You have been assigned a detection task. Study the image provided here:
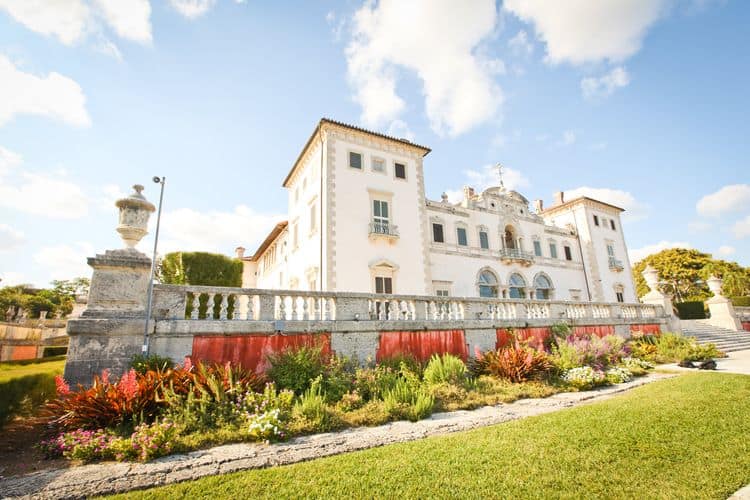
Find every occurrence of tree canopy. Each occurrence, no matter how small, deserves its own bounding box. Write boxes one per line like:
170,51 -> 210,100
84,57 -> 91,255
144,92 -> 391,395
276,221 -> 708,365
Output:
159,252 -> 243,287
632,248 -> 750,301
0,278 -> 89,319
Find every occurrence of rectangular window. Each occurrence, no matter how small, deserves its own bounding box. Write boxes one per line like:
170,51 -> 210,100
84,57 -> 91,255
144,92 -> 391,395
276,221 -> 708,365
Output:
610,219 -> 616,231
394,162 -> 406,179
593,215 -> 600,226
564,245 -> 572,261
375,276 -> 393,294
549,243 -> 558,259
479,231 -> 489,249
310,203 -> 317,233
533,240 -> 542,257
607,243 -> 615,257
372,158 -> 385,173
373,200 -> 389,223
456,227 -> 468,246
436,290 -> 449,297
292,223 -> 299,249
616,292 -> 624,303
349,151 -> 362,169
432,223 -> 444,243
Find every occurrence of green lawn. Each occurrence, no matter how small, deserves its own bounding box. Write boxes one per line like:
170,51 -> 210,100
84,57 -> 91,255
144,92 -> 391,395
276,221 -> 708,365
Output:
109,373 -> 750,499
0,356 -> 65,428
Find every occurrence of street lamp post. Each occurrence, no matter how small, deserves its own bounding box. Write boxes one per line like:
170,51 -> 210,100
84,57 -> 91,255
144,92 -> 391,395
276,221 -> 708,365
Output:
142,176 -> 165,355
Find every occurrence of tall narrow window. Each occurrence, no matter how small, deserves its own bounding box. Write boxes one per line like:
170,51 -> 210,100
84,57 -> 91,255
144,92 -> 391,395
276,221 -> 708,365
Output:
394,162 -> 406,179
292,223 -> 299,249
564,245 -> 572,261
479,231 -> 489,249
534,275 -> 552,300
533,240 -> 542,257
606,243 -> 615,257
610,219 -> 616,231
478,270 -> 499,298
375,276 -> 393,294
432,223 -> 444,243
310,203 -> 317,233
593,215 -> 600,226
456,227 -> 468,246
349,151 -> 362,169
372,200 -> 390,234
616,292 -> 624,303
549,243 -> 558,259
509,273 -> 527,299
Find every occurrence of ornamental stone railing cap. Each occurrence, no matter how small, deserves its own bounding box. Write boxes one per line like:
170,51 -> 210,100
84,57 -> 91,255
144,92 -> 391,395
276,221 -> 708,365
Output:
115,184 -> 156,212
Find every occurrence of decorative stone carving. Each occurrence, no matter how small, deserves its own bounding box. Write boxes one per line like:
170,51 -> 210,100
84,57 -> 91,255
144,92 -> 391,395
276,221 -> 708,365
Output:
116,185 -> 155,249
706,276 -> 723,297
705,275 -> 742,331
639,266 -> 681,333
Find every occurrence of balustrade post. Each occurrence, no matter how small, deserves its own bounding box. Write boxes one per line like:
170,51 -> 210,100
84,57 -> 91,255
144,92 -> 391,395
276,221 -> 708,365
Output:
335,295 -> 369,321
257,293 -> 276,321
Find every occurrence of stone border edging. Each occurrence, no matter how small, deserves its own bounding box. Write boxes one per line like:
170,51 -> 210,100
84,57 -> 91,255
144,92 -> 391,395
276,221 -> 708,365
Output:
0,373 -> 674,500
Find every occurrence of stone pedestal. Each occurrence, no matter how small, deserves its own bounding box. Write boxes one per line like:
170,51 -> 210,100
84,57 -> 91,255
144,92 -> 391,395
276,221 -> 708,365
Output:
640,265 -> 682,333
83,249 -> 152,318
705,276 -> 742,331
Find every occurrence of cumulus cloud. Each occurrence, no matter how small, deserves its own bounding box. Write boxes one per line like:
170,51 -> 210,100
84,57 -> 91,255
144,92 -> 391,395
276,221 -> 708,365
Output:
581,66 -> 630,99
629,240 -> 692,263
564,186 -> 649,221
508,29 -> 533,56
168,0 -> 217,19
717,245 -> 735,256
33,242 -> 95,282
0,55 -> 91,127
504,0 -> 669,65
0,224 -> 25,251
0,0 -> 152,45
345,0 -> 503,137
0,271 -> 27,286
732,215 -> 750,239
444,164 -> 530,203
0,147 -> 90,218
149,205 -> 284,255
696,184 -> 750,217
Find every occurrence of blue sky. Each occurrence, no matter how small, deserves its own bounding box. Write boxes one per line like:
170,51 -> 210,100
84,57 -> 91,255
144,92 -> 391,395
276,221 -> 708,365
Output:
0,0 -> 748,288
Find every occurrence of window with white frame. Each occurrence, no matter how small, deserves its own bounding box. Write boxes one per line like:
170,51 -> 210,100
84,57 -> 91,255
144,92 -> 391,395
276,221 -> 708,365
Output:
478,270 -> 499,298
372,157 -> 385,173
309,201 -> 317,234
533,239 -> 542,257
375,276 -> 393,294
534,274 -> 553,300
479,229 -> 489,249
549,242 -> 558,259
456,226 -> 468,246
509,273 -> 527,299
372,199 -> 390,233
291,221 -> 299,249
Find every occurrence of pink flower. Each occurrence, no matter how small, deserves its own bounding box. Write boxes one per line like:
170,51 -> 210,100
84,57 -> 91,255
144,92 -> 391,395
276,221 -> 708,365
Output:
183,356 -> 193,372
54,375 -> 70,396
118,369 -> 139,401
101,369 -> 111,385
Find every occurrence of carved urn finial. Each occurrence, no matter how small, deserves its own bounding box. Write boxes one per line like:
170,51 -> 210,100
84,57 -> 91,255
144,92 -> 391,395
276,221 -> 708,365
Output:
641,265 -> 660,292
115,184 -> 156,249
706,275 -> 723,298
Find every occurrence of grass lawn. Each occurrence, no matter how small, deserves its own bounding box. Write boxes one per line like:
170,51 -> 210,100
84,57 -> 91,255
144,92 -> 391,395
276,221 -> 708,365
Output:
0,356 -> 65,428
110,373 -> 750,499
0,356 -> 66,383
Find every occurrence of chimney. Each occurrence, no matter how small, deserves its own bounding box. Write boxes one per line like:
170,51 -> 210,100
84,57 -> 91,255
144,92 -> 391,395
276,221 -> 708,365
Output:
534,199 -> 544,213
463,186 -> 475,200
235,246 -> 245,259
554,191 -> 565,205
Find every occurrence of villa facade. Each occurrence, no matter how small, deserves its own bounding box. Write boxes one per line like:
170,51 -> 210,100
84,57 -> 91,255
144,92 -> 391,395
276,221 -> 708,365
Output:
238,118 -> 637,303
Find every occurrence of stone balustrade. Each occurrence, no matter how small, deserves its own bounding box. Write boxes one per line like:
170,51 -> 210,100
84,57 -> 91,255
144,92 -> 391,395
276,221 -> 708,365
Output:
151,284 -> 661,324
736,306 -> 750,321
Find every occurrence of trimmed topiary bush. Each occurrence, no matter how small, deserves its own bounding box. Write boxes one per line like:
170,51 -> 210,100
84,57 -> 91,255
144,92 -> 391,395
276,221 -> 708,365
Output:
731,296 -> 750,307
675,301 -> 706,319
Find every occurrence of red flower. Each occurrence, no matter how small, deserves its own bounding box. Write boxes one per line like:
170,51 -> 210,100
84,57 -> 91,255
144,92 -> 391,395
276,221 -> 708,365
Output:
54,375 -> 70,396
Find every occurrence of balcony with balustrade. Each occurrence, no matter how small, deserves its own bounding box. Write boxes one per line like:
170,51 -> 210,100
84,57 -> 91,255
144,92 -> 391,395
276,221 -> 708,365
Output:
368,221 -> 399,241
499,247 -> 535,266
609,257 -> 624,272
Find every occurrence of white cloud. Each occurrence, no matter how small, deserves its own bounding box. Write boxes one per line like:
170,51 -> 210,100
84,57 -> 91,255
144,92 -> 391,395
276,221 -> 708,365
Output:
0,0 -> 152,45
0,165 -> 90,219
0,224 -> 24,251
33,242 -> 95,282
688,220 -> 710,233
581,66 -> 630,99
629,240 -> 692,264
556,130 -> 576,146
0,145 -> 22,175
508,29 -> 533,56
93,38 -> 123,60
444,164 -> 530,203
386,119 -> 415,141
564,186 -> 649,221
732,215 -> 750,239
168,0 -> 217,19
0,55 -> 91,127
696,184 -> 750,217
345,0 -> 503,137
92,0 -> 152,43
717,245 -> 735,256
504,0 -> 669,65
153,205 -> 284,255
0,271 -> 27,286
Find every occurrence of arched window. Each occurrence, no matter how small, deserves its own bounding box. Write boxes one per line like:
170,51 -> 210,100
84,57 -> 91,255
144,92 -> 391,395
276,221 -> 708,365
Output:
534,274 -> 553,300
508,273 -> 526,299
478,270 -> 499,298
503,225 -> 517,249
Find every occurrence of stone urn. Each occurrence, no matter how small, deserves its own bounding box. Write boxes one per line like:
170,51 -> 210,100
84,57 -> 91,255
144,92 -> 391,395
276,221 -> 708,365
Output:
706,276 -> 724,298
642,265 -> 660,293
115,185 -> 156,249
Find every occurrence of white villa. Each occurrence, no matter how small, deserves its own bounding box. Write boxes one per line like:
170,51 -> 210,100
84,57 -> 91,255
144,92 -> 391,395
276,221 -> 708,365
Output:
237,118 -> 636,303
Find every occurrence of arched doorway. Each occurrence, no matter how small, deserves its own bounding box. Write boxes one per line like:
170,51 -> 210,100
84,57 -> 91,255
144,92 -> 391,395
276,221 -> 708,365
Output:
503,225 -> 517,249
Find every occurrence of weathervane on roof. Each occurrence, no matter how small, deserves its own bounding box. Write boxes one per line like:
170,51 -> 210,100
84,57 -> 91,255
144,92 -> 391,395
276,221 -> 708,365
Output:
495,162 -> 506,191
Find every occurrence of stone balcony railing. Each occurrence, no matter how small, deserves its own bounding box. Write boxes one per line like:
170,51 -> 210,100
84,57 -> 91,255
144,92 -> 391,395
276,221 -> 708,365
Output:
736,306 -> 750,321
150,284 -> 664,324
368,221 -> 399,239
608,257 -> 624,271
498,248 -> 535,265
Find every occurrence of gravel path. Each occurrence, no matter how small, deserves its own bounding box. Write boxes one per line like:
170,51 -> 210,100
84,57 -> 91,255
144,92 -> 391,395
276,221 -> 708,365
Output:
0,373 -> 674,500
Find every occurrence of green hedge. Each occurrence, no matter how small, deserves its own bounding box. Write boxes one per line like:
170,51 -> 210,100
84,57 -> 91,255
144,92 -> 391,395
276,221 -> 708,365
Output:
160,251 -> 243,287
0,373 -> 57,429
675,301 -> 706,320
731,296 -> 750,307
43,346 -> 68,357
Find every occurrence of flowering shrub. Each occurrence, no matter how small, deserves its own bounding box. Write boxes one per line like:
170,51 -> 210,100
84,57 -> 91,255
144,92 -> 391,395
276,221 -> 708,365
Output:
247,409 -> 284,441
126,421 -> 178,461
39,429 -> 117,461
551,334 -> 628,371
354,365 -> 399,401
423,354 -> 467,386
621,357 -> 655,370
562,367 -> 606,390
605,367 -> 633,384
475,344 -> 552,383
